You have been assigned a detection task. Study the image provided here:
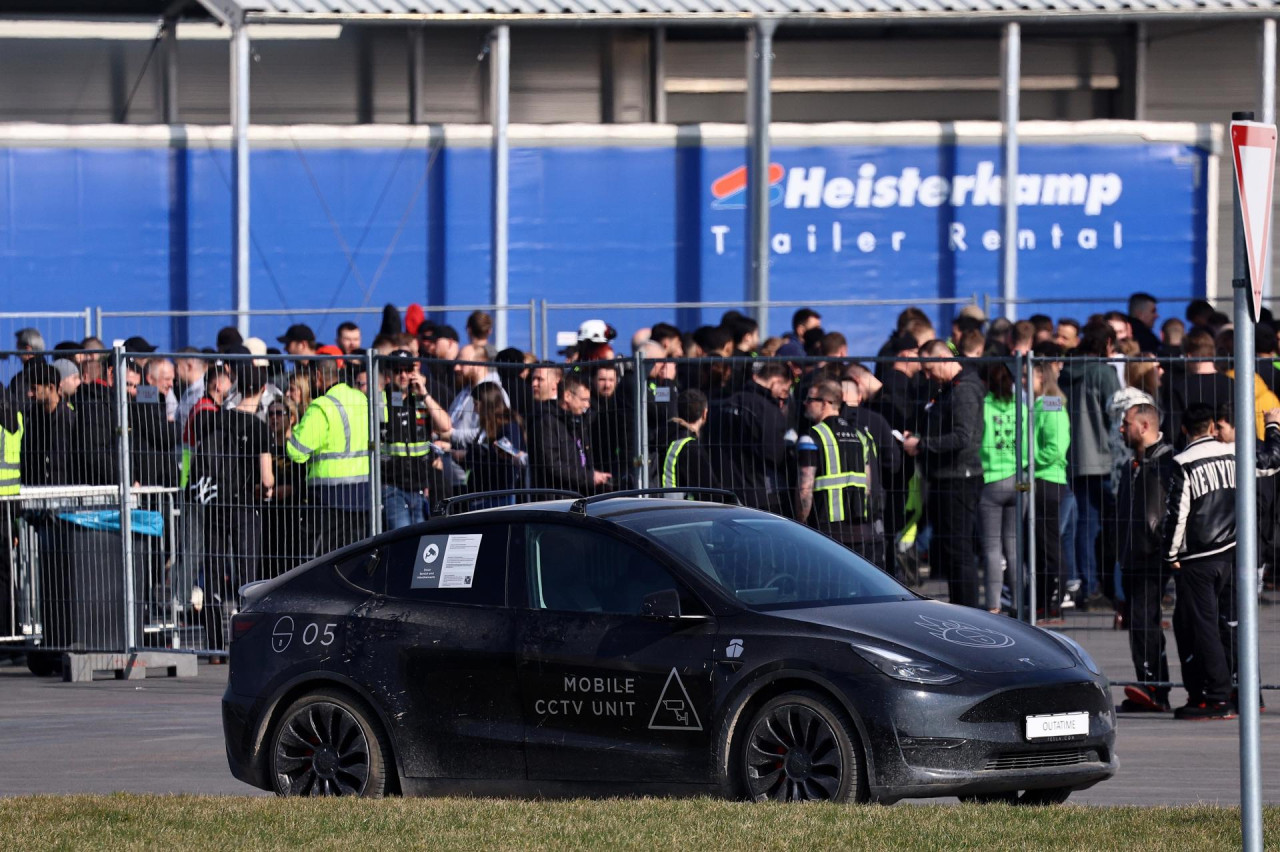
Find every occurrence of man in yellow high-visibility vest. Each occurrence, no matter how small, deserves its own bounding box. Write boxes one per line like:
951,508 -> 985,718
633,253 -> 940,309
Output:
0,394 -> 22,639
287,358 -> 371,556
796,379 -> 886,570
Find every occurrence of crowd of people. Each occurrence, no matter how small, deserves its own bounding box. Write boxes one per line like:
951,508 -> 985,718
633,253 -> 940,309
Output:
2,294 -> 1278,717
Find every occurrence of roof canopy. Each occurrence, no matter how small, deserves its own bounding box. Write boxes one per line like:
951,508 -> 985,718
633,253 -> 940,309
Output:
193,0 -> 1280,25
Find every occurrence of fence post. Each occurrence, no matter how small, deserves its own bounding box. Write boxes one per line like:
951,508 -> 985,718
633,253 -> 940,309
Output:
367,350 -> 382,537
1025,353 -> 1038,624
95,307 -> 104,342
540,300 -> 549,361
112,346 -> 137,652
528,299 -> 537,357
633,352 -> 649,489
1012,351 -> 1025,622
82,307 -> 92,339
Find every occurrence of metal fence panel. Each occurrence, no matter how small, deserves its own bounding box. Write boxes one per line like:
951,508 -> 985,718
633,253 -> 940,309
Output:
3,341 -> 1280,702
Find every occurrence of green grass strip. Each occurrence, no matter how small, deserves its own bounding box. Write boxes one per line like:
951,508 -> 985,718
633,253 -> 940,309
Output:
3,795 -> 1277,851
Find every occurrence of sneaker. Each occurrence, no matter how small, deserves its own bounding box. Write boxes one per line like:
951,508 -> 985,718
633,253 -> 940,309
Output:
1230,689 -> 1267,713
1061,593 -> 1075,610
1174,701 -> 1237,721
1122,685 -> 1171,712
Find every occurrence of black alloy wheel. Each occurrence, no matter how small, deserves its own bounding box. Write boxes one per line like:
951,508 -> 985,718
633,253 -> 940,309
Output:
741,691 -> 864,803
270,688 -> 390,797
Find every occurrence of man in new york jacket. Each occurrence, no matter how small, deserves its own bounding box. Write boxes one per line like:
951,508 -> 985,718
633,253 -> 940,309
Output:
1116,403 -> 1176,712
1160,403 -> 1280,719
903,339 -> 984,608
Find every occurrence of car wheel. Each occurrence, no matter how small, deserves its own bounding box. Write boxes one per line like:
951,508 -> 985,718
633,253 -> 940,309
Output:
740,690 -> 867,803
1018,786 -> 1073,805
26,651 -> 62,677
960,791 -> 1020,804
270,688 -> 391,798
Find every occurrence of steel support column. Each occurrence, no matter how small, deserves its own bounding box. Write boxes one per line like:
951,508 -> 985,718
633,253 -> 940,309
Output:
161,18 -> 179,123
745,19 -> 776,336
1000,23 -> 1021,323
490,25 -> 510,350
409,27 -> 426,125
651,27 -> 667,124
231,20 -> 251,337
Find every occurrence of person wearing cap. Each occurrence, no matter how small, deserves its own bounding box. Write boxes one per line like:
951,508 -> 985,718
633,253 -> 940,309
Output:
52,358 -> 81,401
17,361 -> 73,487
286,355 -> 371,555
379,349 -> 452,530
278,324 -> 318,358
123,336 -> 157,368
575,319 -> 617,363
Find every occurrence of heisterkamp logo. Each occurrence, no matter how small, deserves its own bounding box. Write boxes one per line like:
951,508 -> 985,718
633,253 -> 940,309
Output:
707,160 -> 1126,258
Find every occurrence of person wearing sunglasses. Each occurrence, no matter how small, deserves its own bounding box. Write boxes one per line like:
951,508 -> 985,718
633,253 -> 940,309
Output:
795,379 -> 886,570
379,349 -> 453,530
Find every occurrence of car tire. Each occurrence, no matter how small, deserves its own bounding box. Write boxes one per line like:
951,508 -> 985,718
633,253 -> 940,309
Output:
738,690 -> 868,803
1018,786 -> 1073,805
269,687 -> 393,798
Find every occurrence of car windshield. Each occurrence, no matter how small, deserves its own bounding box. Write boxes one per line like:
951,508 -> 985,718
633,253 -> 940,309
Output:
616,508 -> 914,609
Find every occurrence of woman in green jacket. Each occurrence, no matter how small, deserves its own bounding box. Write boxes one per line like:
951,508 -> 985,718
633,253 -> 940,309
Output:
1032,353 -> 1072,623
978,350 -> 1026,613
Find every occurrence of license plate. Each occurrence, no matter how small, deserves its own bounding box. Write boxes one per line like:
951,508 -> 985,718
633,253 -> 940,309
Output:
1025,712 -> 1090,740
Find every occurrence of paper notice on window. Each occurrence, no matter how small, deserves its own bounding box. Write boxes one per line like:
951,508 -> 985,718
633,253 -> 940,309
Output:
411,533 -> 482,589
439,534 -> 483,588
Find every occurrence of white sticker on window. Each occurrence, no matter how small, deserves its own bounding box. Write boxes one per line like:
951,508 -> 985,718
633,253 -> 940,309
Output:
411,533 -> 483,589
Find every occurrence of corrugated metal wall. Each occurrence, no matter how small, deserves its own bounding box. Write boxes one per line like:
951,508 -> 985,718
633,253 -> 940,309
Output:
0,21 -> 1273,296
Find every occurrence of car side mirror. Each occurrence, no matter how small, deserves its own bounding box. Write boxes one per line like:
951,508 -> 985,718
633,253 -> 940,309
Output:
641,589 -> 681,619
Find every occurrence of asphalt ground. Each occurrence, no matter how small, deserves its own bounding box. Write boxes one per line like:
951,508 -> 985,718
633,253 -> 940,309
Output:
2,606 -> 1278,805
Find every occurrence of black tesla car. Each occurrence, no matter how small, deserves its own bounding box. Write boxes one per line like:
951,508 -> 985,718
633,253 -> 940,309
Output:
223,491 -> 1116,803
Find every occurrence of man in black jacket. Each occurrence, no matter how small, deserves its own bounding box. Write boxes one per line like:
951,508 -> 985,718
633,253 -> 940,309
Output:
1161,403 -> 1280,719
1116,403 -> 1176,712
660,389 -> 720,493
529,372 -> 612,496
903,339 -> 984,608
708,362 -> 791,514
19,362 -> 77,487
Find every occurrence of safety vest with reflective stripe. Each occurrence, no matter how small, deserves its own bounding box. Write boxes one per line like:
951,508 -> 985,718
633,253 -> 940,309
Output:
812,420 -> 869,525
286,382 -> 371,485
380,392 -> 432,459
0,412 -> 22,496
662,435 -> 695,489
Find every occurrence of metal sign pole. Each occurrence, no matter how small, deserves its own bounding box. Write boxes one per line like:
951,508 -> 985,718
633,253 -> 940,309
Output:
1231,107 -> 1263,852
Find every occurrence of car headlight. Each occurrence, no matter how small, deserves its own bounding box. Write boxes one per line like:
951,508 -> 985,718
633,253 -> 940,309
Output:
850,642 -> 961,685
1045,630 -> 1103,676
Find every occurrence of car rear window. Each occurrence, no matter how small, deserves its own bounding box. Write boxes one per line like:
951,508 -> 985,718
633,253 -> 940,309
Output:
383,525 -> 509,606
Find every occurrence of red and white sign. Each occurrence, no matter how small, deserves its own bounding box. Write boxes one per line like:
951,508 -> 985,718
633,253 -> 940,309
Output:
1231,120 -> 1278,322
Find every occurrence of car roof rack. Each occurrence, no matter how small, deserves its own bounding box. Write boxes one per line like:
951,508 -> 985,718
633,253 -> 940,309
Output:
569,487 -> 742,515
435,489 -> 584,517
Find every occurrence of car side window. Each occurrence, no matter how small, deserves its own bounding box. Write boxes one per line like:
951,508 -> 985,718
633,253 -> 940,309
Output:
384,524 -> 508,606
525,523 -> 698,616
334,545 -> 386,595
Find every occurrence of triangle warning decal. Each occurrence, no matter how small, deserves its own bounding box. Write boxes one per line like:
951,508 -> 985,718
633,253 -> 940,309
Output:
647,668 -> 703,731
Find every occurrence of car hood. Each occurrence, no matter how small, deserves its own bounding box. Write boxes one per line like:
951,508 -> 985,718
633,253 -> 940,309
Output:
770,599 -> 1077,674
